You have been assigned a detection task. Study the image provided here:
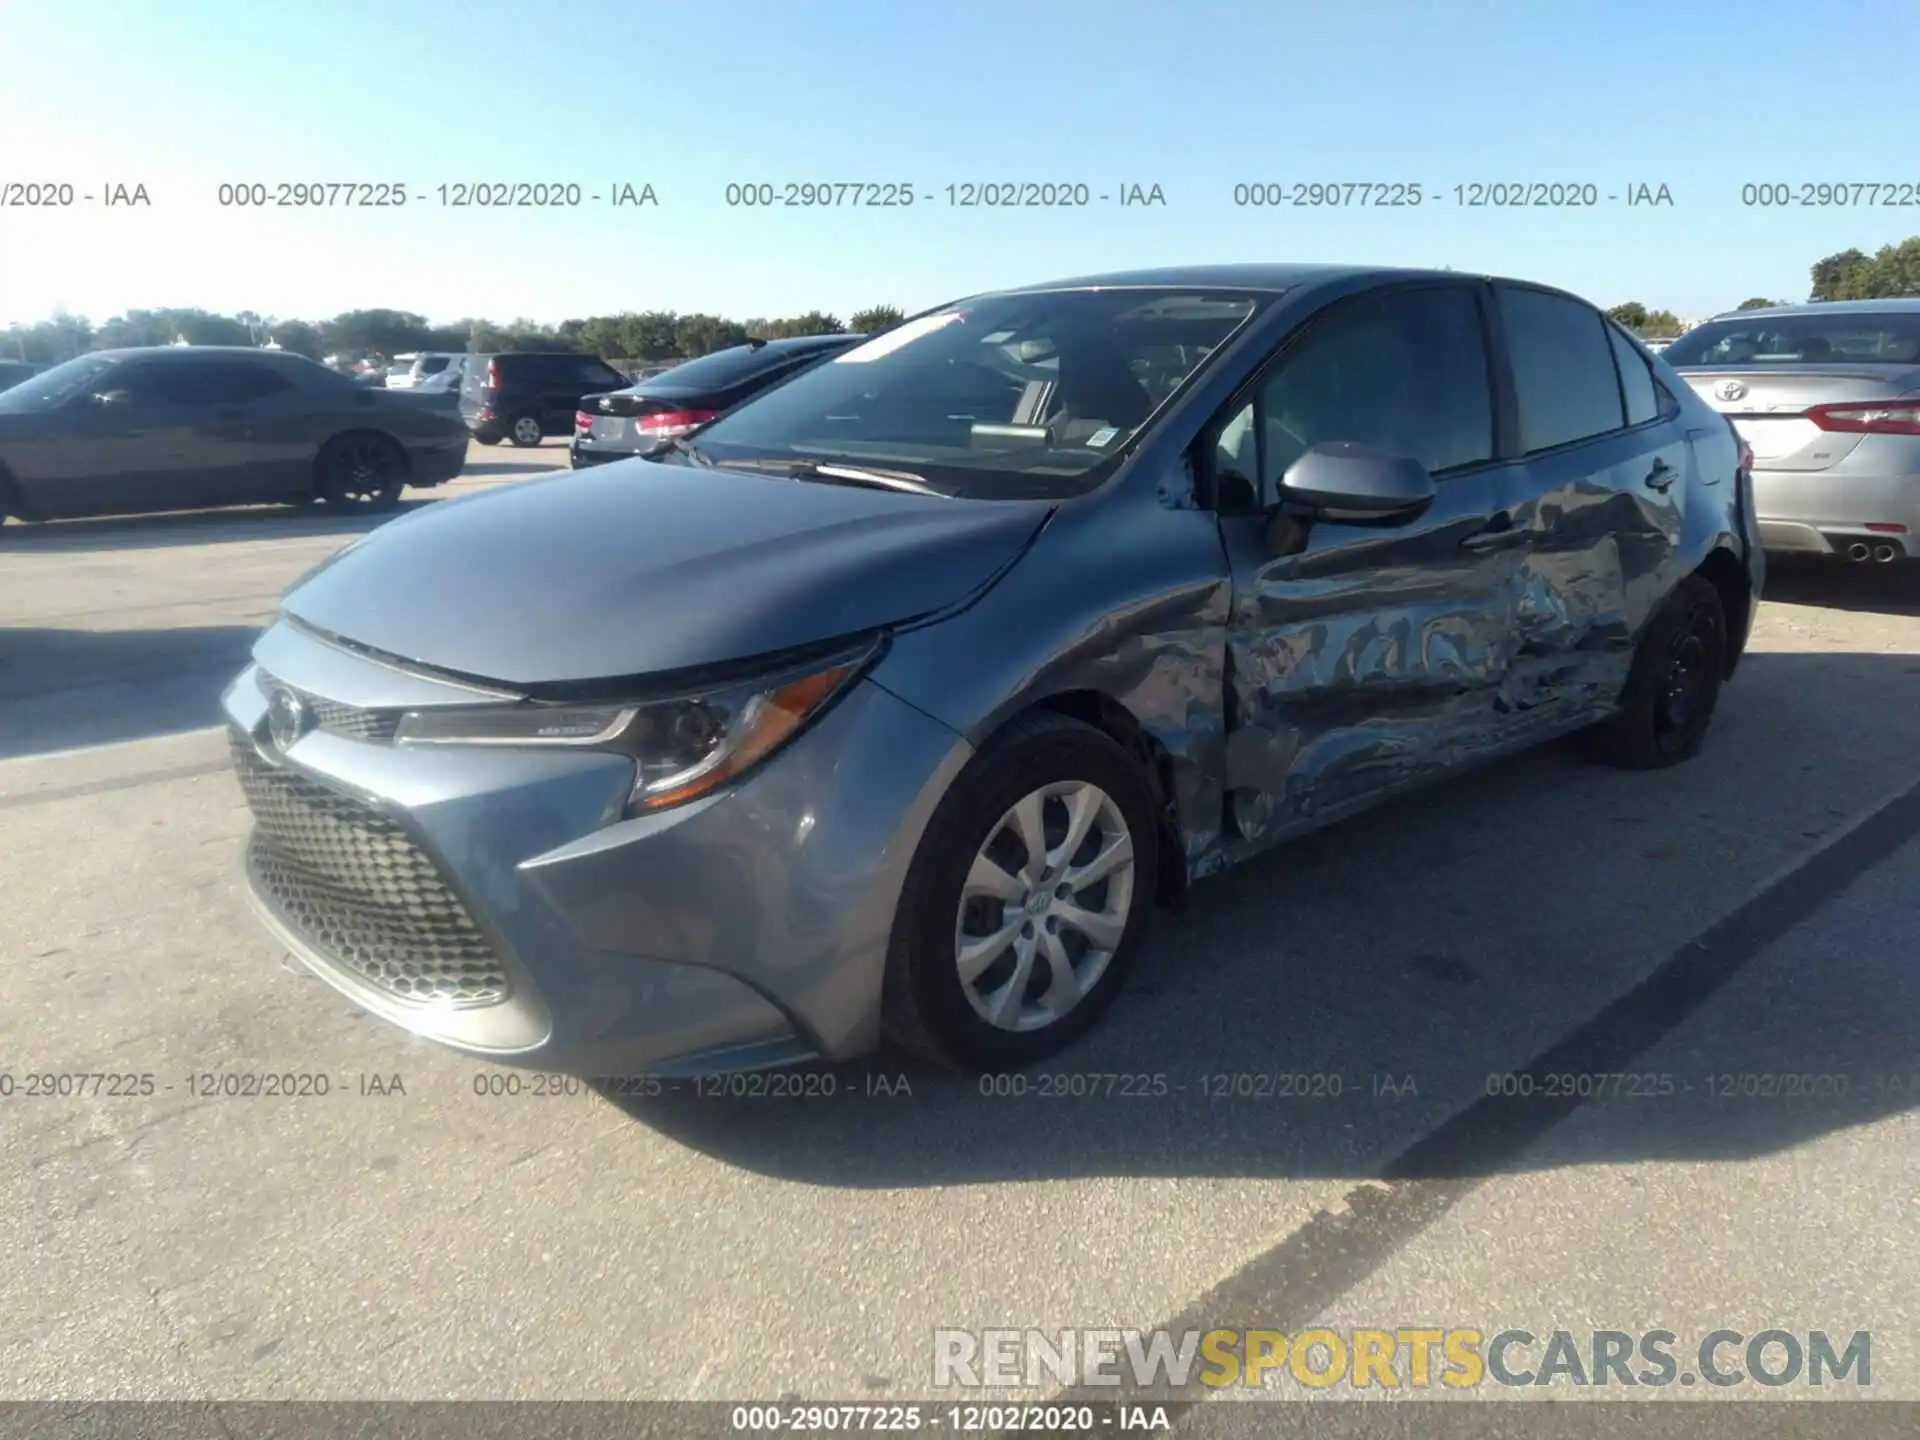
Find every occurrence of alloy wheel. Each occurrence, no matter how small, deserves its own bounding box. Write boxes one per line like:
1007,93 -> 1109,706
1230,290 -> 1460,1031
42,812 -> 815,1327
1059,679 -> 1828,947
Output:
952,780 -> 1136,1033
328,438 -> 398,504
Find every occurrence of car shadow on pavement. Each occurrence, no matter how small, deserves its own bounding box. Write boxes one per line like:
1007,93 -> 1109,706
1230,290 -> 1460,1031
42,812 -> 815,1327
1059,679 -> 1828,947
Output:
0,498 -> 442,554
608,647 -> 1920,1188
1763,557 -> 1920,617
0,625 -> 263,759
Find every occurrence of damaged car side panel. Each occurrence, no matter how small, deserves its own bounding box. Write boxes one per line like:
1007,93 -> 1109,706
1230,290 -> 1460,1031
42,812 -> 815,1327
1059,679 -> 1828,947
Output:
1210,457 -> 1561,856
880,272 -> 1755,891
871,470 -> 1235,867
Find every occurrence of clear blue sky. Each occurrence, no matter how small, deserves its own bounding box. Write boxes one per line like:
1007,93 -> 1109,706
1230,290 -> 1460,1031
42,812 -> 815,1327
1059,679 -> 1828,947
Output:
2,0 -> 1915,330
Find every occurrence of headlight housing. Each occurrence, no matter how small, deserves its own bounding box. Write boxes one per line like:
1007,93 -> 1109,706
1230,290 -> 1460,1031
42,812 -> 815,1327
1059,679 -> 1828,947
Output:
392,643 -> 875,814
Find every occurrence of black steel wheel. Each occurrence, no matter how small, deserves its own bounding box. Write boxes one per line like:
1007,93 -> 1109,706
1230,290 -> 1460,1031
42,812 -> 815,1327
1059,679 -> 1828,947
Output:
315,434 -> 405,510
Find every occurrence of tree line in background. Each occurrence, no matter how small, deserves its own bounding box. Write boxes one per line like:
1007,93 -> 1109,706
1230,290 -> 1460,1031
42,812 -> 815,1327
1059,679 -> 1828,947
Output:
1603,237 -> 1920,337
1,304 -> 909,369
10,235 -> 1920,367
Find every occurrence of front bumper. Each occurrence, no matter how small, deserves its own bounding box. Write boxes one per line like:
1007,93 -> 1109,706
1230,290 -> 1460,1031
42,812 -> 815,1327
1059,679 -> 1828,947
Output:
408,437 -> 469,487
222,621 -> 972,1074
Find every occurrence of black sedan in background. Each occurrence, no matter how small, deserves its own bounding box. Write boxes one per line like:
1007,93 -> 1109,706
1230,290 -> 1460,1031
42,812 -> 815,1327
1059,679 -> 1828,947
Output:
0,346 -> 470,526
570,333 -> 864,468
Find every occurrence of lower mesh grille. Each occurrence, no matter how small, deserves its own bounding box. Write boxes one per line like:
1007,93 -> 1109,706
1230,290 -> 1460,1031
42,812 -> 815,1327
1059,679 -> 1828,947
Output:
231,731 -> 510,1007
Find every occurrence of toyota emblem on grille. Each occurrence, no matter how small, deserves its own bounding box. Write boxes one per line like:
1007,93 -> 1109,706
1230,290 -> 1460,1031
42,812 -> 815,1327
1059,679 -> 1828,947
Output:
265,684 -> 312,752
1716,379 -> 1748,401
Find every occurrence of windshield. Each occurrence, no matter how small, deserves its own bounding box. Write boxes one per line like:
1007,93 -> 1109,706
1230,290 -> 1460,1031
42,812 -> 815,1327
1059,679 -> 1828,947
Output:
1663,312 -> 1920,367
687,288 -> 1263,498
0,353 -> 121,411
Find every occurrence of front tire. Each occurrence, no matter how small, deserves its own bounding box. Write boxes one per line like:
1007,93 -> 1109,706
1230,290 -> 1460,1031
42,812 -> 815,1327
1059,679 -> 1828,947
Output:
1584,574 -> 1727,769
882,712 -> 1159,1070
315,433 -> 405,511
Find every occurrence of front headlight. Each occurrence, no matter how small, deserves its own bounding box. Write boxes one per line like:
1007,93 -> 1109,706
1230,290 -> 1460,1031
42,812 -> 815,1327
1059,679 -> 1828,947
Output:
393,645 -> 874,814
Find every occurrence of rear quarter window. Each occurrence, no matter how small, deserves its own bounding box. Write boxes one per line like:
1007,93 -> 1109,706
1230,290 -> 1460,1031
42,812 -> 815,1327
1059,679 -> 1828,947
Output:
1607,325 -> 1661,426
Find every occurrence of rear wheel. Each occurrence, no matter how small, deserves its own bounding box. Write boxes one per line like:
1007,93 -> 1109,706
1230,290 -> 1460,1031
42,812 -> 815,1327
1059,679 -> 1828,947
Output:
506,413 -> 543,447
1584,574 -> 1727,769
882,713 -> 1158,1070
315,433 -> 405,511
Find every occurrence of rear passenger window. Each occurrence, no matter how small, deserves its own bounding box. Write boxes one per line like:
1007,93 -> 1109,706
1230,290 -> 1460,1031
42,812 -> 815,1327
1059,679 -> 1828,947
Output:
1499,286 -> 1627,452
1607,325 -> 1659,426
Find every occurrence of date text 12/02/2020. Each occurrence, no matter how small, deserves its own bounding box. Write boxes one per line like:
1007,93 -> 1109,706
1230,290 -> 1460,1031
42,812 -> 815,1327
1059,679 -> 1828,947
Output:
1230,181 -> 1675,207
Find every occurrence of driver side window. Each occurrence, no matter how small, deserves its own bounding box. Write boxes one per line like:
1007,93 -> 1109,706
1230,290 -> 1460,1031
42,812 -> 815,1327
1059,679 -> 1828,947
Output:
1212,286 -> 1495,509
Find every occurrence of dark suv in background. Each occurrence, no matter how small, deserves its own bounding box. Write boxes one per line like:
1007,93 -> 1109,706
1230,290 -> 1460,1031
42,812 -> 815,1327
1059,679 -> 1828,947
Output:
461,351 -> 631,447
571,333 -> 863,468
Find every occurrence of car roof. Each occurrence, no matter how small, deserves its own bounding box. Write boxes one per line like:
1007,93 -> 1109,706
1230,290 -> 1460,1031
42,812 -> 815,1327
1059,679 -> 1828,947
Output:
1706,299 -> 1920,321
991,263 -> 1481,296
83,345 -> 316,366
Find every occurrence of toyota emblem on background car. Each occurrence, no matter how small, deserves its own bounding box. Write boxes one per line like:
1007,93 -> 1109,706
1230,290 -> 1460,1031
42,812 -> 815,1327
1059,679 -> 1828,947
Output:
1716,379 -> 1748,401
264,684 -> 311,752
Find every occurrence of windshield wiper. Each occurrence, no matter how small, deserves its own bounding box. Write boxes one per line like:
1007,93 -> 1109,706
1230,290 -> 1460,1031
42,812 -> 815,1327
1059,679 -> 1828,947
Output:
785,461 -> 949,497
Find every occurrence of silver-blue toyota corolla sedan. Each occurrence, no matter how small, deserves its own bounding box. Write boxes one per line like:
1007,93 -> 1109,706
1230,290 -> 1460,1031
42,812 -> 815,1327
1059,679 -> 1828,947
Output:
224,264 -> 1765,1076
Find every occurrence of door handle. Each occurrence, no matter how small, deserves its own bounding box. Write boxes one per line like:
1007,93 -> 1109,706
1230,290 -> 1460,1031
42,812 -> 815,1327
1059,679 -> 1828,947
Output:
1644,457 -> 1676,492
1460,511 -> 1525,550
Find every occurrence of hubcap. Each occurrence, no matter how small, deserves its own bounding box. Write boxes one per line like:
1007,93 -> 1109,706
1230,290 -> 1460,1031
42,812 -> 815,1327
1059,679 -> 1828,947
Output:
953,780 -> 1136,1033
514,417 -> 540,443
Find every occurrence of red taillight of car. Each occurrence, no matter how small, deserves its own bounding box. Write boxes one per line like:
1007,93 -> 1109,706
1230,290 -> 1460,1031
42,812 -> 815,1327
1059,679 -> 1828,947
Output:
484,360 -> 501,391
1736,436 -> 1754,474
575,410 -> 596,432
1804,400 -> 1920,435
636,409 -> 720,438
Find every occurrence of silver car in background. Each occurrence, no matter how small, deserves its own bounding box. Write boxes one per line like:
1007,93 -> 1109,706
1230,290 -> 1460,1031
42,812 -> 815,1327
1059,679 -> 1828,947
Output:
385,352 -> 463,391
1664,300 -> 1920,563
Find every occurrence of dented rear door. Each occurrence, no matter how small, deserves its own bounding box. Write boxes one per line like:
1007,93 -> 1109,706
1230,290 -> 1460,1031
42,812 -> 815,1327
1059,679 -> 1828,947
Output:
1486,301 -> 1689,712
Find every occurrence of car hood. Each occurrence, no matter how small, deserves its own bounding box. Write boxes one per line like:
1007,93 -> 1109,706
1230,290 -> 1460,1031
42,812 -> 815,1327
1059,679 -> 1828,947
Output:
279,459 -> 1051,687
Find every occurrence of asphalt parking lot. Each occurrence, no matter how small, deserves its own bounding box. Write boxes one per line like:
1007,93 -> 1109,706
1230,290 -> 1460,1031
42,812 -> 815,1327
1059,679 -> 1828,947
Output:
3,442 -> 1918,1411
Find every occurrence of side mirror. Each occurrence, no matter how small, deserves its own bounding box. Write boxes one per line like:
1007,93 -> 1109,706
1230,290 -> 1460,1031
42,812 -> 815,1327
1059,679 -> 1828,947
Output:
1278,441 -> 1436,520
